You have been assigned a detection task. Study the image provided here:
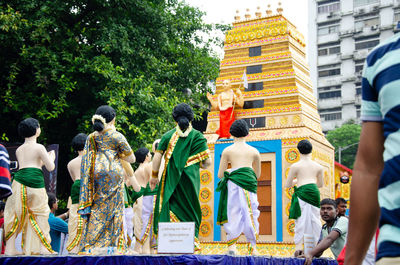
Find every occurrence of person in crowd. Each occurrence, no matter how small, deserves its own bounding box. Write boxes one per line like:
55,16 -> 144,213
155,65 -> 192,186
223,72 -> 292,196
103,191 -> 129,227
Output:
4,118 -> 56,255
335,198 -> 347,218
0,201 -> 5,254
0,144 -> 12,199
285,140 -> 324,255
216,119 -> 261,255
302,198 -> 348,265
345,33 -> 400,265
78,105 -> 135,254
150,103 -> 211,252
47,193 -> 68,253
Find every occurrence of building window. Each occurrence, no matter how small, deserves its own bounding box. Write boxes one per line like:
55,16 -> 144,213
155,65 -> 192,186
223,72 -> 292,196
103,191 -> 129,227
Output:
394,9 -> 400,23
354,0 -> 379,7
356,105 -> 361,118
355,12 -> 379,31
318,85 -> 341,99
318,64 -> 341,77
249,46 -> 261,57
355,35 -> 380,50
317,0 -> 340,14
320,107 -> 342,121
355,60 -> 365,75
355,82 -> 362,95
245,82 -> 263,92
247,65 -> 262,74
243,99 -> 264,109
318,41 -> 341,56
317,20 -> 340,36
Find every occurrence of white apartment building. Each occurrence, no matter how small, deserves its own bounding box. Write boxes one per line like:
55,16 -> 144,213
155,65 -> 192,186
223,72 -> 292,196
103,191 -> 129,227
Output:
308,0 -> 400,132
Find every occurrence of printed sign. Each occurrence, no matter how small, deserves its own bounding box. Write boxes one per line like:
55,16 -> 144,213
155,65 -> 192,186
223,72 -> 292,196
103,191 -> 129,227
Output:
157,222 -> 195,254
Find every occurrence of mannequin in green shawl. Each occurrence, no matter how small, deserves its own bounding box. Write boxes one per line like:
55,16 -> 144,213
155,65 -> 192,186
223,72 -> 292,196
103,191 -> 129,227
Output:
150,103 -> 211,252
216,119 -> 261,255
5,118 -> 56,255
285,140 -> 323,256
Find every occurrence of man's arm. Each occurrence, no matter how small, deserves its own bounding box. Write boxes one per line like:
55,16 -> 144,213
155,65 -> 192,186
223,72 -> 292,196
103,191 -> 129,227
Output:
217,150 -> 229,179
304,230 -> 341,265
150,152 -> 163,190
39,145 -> 55,171
316,166 -> 324,188
253,151 -> 261,179
284,165 -> 296,188
344,122 -> 383,265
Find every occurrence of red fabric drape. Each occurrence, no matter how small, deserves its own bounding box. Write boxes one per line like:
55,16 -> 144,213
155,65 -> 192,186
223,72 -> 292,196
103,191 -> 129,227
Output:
216,107 -> 235,138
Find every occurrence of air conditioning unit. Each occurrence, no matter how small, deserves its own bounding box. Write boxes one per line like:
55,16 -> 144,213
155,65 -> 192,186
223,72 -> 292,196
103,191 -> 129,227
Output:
327,12 -> 334,18
359,8 -> 365,14
373,6 -> 379,11
371,25 -> 378,30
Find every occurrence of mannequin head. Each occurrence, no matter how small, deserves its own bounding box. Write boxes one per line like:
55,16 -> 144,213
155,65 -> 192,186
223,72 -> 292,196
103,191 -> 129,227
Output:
297,139 -> 312,155
135,147 -> 150,164
172,103 -> 194,132
71,133 -> 87,152
229,119 -> 249,138
18,118 -> 40,139
92,105 -> 116,132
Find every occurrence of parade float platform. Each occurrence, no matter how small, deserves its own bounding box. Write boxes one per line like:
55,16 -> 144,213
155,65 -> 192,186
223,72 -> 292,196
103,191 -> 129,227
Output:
0,255 -> 337,265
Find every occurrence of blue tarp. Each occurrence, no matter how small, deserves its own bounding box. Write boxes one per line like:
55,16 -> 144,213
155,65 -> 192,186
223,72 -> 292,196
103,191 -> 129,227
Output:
0,255 -> 337,265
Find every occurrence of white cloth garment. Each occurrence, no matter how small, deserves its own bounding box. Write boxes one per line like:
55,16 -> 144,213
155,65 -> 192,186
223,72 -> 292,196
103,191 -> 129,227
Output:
124,207 -> 134,248
137,195 -> 156,246
294,197 -> 321,248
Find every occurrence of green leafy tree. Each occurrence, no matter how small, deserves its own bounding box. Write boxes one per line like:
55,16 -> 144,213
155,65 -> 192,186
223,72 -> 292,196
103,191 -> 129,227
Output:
0,0 -> 225,196
326,121 -> 362,169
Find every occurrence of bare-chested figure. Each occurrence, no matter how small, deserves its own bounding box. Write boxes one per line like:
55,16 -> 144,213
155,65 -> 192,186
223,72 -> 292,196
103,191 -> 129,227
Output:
4,118 -> 56,255
133,147 -> 157,254
285,139 -> 323,255
65,133 -> 86,253
216,119 -> 261,255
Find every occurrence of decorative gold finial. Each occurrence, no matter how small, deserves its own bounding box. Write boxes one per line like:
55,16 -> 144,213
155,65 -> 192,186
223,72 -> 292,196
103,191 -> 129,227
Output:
234,10 -> 241,21
277,2 -> 283,15
266,4 -> 273,16
245,8 -> 251,19
255,6 -> 262,18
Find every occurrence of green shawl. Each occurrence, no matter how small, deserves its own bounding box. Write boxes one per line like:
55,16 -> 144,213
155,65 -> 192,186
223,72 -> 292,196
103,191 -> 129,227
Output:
13,167 -> 45,188
289,183 -> 320,219
216,167 -> 258,225
153,128 -> 209,237
71,179 -> 81,204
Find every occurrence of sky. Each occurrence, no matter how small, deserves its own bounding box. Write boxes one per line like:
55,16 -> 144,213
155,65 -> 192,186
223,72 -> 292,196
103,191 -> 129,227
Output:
186,0 -> 309,58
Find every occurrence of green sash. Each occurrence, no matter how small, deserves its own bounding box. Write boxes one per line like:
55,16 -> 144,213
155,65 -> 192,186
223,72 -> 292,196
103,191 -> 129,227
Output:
153,128 -> 209,237
289,183 -> 320,219
143,183 -> 158,196
13,168 -> 45,188
216,167 -> 257,225
71,179 -> 81,204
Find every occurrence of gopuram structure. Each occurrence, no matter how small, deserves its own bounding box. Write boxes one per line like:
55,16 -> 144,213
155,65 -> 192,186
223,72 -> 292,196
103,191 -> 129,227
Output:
199,5 -> 335,255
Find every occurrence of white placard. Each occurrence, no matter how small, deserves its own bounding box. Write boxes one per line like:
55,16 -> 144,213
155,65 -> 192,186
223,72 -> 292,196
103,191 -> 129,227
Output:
157,222 -> 195,254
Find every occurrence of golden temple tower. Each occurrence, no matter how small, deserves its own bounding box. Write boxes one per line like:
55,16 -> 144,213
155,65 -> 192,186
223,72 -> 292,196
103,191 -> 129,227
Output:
198,6 -> 335,244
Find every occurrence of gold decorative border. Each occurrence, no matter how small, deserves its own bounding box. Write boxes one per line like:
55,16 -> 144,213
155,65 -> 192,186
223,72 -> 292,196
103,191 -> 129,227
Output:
199,221 -> 211,237
199,187 -> 212,203
285,148 -> 300,163
216,69 -> 294,84
287,220 -> 295,236
285,187 -> 294,199
285,203 -> 291,217
220,52 -> 291,67
200,170 -> 212,185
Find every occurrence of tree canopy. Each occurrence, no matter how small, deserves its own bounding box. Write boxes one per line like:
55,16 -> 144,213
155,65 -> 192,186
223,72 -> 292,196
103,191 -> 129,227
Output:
0,0 -> 226,196
326,121 -> 361,169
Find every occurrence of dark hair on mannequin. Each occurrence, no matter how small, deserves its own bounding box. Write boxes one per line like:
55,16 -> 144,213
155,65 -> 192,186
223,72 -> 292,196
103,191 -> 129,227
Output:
93,105 -> 116,132
172,103 -> 194,131
18,118 -> 40,138
71,133 -> 87,152
135,147 -> 150,164
320,198 -> 337,209
229,119 -> 249,138
297,139 -> 313,154
47,192 -> 57,209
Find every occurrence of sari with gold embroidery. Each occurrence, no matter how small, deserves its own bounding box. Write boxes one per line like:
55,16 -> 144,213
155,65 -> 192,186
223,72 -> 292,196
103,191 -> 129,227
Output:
153,128 -> 209,250
78,129 -> 133,253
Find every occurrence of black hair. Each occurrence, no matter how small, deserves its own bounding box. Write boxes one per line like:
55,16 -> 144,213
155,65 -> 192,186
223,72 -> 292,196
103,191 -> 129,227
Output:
335,197 -> 347,205
47,192 -> 57,209
71,133 -> 87,152
297,139 -> 312,154
172,103 -> 194,132
93,105 -> 116,132
320,198 -> 337,209
135,147 -> 150,164
229,119 -> 249,138
0,201 -> 5,212
18,118 -> 40,138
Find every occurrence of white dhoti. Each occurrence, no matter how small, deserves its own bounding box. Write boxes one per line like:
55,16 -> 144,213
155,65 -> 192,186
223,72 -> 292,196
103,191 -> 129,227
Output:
4,181 -> 54,255
124,207 -> 134,247
137,195 -> 156,247
224,180 -> 260,246
294,198 -> 321,249
133,196 -> 143,242
66,203 -> 85,254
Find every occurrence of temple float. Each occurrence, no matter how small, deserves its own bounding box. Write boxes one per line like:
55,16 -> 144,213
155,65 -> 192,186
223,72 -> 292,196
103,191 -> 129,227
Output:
200,4 -> 336,255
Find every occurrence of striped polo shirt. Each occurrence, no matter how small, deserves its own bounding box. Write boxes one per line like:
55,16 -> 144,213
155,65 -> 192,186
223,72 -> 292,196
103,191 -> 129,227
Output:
361,32 -> 400,260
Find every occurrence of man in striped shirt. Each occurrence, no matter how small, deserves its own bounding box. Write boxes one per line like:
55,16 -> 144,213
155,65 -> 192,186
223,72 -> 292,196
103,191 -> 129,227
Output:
345,33 -> 400,265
